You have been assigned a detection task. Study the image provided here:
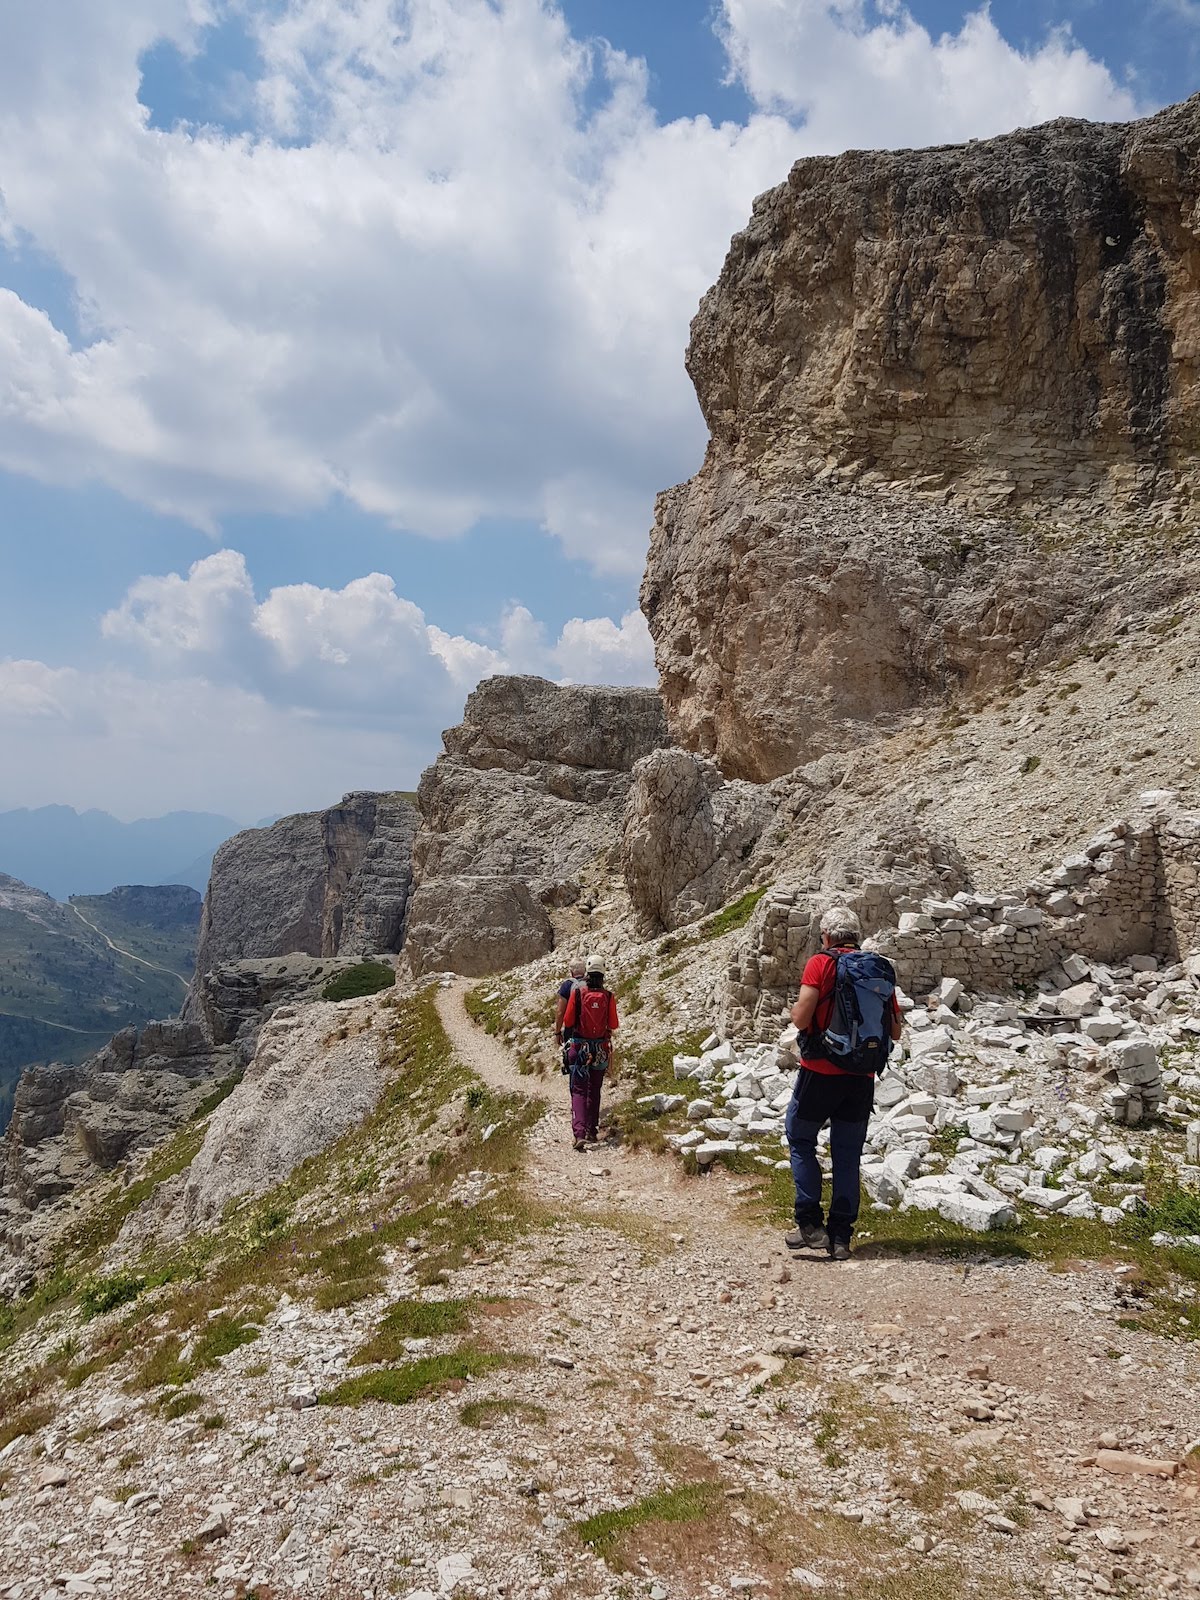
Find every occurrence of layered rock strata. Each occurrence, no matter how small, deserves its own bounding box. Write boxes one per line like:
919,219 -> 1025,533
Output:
644,95 -> 1200,779
407,676 -> 668,976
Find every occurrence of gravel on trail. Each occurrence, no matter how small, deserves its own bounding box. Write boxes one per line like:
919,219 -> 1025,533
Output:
3,983 -> 1200,1600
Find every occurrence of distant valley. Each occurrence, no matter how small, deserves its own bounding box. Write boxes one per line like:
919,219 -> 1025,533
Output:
0,877 -> 201,1129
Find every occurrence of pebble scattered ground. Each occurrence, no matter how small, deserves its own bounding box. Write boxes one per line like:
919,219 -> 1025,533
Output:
2,983 -> 1200,1600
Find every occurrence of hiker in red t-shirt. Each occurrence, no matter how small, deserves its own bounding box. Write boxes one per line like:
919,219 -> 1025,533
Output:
785,907 -> 902,1260
561,956 -> 619,1152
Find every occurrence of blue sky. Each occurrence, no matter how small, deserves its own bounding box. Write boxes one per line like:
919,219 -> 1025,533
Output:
0,0 -> 1193,820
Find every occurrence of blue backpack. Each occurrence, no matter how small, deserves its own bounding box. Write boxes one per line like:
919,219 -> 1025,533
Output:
808,949 -> 897,1075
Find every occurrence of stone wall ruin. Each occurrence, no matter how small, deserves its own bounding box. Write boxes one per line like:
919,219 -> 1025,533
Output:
720,794 -> 1200,1038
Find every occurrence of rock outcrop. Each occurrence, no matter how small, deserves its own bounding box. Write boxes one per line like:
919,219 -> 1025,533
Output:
165,996 -> 389,1235
0,1020 -> 226,1225
644,96 -> 1200,779
621,748 -> 776,932
190,792 -> 417,991
406,676 -> 668,976
0,953 -> 372,1266
1,783 -> 416,1268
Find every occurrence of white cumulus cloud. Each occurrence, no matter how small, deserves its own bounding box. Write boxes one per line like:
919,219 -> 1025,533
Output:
0,0 -> 1144,575
719,2 -> 1138,142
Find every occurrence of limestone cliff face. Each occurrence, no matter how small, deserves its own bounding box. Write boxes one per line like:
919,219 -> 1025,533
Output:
190,791 -> 417,991
407,676 -> 669,976
620,749 -> 776,932
644,96 -> 1200,780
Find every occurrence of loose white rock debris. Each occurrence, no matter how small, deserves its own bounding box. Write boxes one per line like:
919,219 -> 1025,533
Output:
656,951 -> 1200,1230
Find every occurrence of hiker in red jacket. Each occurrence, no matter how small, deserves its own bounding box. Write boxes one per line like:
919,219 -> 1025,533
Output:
561,955 -> 619,1151
786,907 -> 902,1260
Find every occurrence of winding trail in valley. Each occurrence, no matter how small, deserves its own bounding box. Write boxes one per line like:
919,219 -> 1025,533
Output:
69,904 -> 188,992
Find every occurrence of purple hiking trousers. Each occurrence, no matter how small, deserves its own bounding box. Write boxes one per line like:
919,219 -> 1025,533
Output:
570,1066 -> 606,1141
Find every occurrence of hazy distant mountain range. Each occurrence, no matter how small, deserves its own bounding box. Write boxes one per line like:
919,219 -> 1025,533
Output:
0,876 -> 203,1130
0,806 -> 243,900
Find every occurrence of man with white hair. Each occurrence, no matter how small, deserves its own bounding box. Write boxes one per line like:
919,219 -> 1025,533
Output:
785,906 -> 901,1260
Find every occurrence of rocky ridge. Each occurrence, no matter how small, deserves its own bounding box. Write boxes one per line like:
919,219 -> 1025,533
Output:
644,94 -> 1200,779
189,790 -> 417,994
406,675 -> 668,975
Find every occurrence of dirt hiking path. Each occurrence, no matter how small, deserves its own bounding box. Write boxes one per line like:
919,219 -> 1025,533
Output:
436,978 -> 1200,1599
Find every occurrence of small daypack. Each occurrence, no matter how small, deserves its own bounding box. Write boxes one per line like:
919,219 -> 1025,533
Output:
808,950 -> 897,1075
570,985 -> 613,1042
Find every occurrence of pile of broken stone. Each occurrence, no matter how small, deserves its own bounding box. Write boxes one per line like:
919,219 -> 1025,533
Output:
646,951 -> 1200,1234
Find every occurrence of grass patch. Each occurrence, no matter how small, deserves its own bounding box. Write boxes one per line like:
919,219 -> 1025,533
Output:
320,1347 -> 525,1407
576,1481 -> 723,1565
309,1232 -> 387,1311
322,962 -> 396,1002
79,1270 -> 147,1321
350,1297 -> 471,1365
1147,1178 -> 1200,1237
191,1069 -> 245,1122
194,1315 -> 260,1366
604,1028 -> 710,1152
136,1316 -> 260,1392
160,1390 -> 204,1420
0,1402 -> 55,1453
697,886 -> 767,942
929,1123 -> 968,1159
464,983 -> 515,1037
458,1397 -> 547,1429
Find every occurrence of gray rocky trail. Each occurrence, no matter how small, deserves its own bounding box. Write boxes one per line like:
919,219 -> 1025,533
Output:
429,982 -> 1200,1597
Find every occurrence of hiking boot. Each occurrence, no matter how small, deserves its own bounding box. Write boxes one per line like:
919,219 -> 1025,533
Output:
829,1237 -> 852,1262
572,1137 -> 587,1152
785,1223 -> 829,1252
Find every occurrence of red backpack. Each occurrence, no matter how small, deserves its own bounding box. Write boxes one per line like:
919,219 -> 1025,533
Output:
570,985 -> 613,1041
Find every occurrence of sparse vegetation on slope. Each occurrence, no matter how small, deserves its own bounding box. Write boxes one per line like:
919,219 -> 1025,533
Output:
320,960 -> 396,1002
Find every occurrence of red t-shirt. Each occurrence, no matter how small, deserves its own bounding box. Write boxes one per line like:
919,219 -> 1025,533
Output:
798,948 -> 897,1077
563,986 -> 619,1037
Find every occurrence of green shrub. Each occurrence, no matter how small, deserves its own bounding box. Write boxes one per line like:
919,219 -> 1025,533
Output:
321,1347 -> 521,1406
321,962 -> 396,1002
80,1271 -> 146,1320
